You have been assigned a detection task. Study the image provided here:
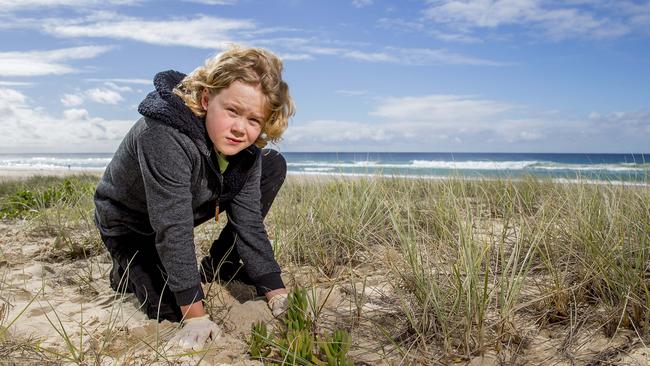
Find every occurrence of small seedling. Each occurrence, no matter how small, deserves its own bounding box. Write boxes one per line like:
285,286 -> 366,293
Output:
320,329 -> 353,366
249,321 -> 271,359
249,288 -> 354,365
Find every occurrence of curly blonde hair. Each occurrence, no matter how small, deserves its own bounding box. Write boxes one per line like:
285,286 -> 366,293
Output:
173,45 -> 295,147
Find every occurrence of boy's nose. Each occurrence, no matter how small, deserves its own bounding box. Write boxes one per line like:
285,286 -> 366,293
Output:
232,118 -> 245,133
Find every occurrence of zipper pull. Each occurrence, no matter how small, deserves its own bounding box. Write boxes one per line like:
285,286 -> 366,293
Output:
215,204 -> 219,223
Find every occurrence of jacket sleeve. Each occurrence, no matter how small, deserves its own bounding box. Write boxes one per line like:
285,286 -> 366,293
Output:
136,126 -> 204,306
226,152 -> 284,295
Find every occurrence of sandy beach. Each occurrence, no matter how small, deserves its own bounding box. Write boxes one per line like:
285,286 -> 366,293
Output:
1,170 -> 649,365
0,170 -> 387,365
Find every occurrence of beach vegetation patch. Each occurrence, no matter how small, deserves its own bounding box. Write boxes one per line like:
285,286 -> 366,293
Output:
248,287 -> 354,365
1,173 -> 649,363
0,176 -> 97,219
264,175 -> 650,363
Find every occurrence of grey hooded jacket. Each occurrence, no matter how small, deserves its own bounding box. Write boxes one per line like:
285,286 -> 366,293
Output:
94,70 -> 283,305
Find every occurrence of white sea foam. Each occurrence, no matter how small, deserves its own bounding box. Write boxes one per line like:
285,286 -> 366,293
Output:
530,163 -> 648,172
0,155 -> 111,170
410,160 -> 539,170
2,154 -> 647,176
287,171 -> 649,186
288,159 -> 648,172
303,167 -> 335,172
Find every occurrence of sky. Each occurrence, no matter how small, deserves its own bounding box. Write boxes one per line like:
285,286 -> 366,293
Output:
0,0 -> 649,153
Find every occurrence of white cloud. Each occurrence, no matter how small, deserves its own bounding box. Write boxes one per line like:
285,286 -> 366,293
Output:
180,0 -> 238,4
278,53 -> 314,61
371,94 -> 513,126
588,110 -> 650,132
389,47 -> 508,66
352,0 -> 373,8
86,88 -> 123,104
378,18 -> 424,32
281,95 -> 650,152
494,118 -> 548,142
342,50 -> 396,63
284,120 -> 388,144
0,87 -> 27,104
0,60 -> 71,77
424,0 -> 537,28
378,18 -> 482,43
61,93 -> 84,107
61,87 -> 127,107
0,81 -> 34,86
0,45 -> 112,77
285,94 -> 519,149
0,87 -> 132,153
431,31 -> 482,43
423,0 -> 632,40
7,12 -> 502,67
63,108 -> 90,120
6,11 -> 502,66
104,81 -> 132,92
0,0 -> 141,12
281,95 -> 559,150
86,78 -> 150,85
336,90 -> 368,96
303,45 -> 506,66
620,1 -> 650,29
43,14 -> 255,49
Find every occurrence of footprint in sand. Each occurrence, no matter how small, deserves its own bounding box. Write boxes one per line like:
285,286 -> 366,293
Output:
28,306 -> 52,317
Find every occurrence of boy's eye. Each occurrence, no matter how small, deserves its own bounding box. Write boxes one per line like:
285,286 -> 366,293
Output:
249,118 -> 261,125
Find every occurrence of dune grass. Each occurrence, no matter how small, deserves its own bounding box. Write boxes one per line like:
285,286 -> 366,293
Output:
269,175 -> 650,363
0,174 -> 648,364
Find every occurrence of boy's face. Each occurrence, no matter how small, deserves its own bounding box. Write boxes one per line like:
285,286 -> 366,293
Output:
202,81 -> 267,156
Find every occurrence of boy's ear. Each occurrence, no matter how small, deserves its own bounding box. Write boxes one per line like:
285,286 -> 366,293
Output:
201,89 -> 210,110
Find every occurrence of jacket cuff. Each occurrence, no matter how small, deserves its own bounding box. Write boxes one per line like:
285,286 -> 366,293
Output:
173,283 -> 205,306
252,272 -> 285,296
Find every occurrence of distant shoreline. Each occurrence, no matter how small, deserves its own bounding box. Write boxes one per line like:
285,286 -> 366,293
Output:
0,168 -> 104,181
0,168 -> 645,187
1,152 -> 647,184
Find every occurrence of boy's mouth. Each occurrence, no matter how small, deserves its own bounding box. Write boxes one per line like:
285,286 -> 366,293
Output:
226,137 -> 242,143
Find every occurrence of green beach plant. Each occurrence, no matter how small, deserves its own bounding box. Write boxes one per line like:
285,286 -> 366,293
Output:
319,329 -> 353,366
248,287 -> 354,365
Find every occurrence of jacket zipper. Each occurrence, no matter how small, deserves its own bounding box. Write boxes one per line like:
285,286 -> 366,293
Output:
205,149 -> 224,224
214,171 -> 223,224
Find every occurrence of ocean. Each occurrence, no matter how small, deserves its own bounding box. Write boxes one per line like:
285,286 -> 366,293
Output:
0,152 -> 648,182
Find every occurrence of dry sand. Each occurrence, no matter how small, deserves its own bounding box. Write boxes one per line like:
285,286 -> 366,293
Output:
0,217 -> 396,364
0,220 -> 265,365
2,170 -> 649,365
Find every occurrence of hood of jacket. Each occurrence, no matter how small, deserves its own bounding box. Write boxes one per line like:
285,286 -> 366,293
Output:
137,70 -> 213,156
137,70 -> 260,192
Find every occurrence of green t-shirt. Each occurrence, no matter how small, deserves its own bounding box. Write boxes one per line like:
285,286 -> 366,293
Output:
216,151 -> 229,174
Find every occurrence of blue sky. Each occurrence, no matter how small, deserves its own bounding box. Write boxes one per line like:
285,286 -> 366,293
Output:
0,0 -> 649,153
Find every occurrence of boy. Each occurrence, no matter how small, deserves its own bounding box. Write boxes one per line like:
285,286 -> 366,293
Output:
94,45 -> 294,350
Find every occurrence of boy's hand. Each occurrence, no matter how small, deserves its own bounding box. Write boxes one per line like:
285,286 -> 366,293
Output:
171,314 -> 222,350
180,301 -> 206,319
266,288 -> 289,317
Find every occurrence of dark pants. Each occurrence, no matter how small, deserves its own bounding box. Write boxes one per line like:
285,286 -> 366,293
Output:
102,149 -> 287,322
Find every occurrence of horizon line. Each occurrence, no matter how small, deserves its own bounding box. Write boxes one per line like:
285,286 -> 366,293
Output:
1,151 -> 649,155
